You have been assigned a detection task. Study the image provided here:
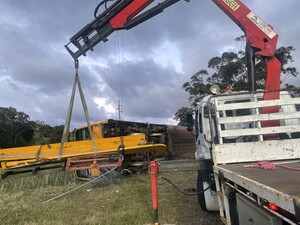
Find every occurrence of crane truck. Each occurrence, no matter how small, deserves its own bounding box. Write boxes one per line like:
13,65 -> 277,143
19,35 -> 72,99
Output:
63,0 -> 300,224
0,0 -> 299,224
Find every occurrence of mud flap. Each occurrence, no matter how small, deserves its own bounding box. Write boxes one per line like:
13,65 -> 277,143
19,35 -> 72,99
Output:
294,198 -> 300,224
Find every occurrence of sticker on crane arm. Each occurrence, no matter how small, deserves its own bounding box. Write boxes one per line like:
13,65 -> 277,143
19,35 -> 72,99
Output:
223,0 -> 240,11
247,12 -> 277,39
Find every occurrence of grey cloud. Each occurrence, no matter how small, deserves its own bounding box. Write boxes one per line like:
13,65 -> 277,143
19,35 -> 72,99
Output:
0,0 -> 299,128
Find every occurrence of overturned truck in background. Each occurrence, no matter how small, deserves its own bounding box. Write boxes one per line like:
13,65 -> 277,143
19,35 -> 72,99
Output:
0,119 -> 195,179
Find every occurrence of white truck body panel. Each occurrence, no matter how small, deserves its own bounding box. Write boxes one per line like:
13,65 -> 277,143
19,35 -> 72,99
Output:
213,139 -> 300,164
196,90 -> 300,224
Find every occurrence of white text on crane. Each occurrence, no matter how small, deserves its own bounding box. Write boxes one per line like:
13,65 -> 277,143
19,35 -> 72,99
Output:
247,12 -> 277,39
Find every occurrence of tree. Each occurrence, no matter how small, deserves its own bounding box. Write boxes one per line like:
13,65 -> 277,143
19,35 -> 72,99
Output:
174,38 -> 298,126
207,51 -> 248,91
32,120 -> 54,144
49,125 -> 65,143
31,121 -> 65,144
182,70 -> 210,108
173,107 -> 194,126
0,107 -> 35,148
0,107 -> 66,148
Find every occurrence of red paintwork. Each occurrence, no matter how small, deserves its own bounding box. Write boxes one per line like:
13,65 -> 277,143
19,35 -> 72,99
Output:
65,156 -> 122,171
110,0 -> 154,28
108,0 -> 281,95
107,0 -> 281,127
212,0 -> 282,130
150,161 -> 159,210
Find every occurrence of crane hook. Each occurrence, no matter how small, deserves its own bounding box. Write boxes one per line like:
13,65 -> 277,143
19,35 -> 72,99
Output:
74,59 -> 79,70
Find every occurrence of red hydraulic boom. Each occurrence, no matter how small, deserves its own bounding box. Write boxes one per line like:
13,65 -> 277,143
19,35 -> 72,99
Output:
65,0 -> 281,119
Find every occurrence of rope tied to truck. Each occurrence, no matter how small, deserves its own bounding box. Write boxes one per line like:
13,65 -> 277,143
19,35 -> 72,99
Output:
249,161 -> 300,171
35,143 -> 51,161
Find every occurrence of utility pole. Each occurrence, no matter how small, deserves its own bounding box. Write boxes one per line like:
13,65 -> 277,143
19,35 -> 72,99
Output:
117,100 -> 122,121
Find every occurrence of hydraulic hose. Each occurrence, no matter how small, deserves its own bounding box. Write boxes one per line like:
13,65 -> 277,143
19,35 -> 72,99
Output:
161,176 -> 215,196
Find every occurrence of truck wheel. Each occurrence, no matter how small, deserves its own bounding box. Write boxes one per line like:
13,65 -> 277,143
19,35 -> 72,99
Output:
197,170 -> 208,211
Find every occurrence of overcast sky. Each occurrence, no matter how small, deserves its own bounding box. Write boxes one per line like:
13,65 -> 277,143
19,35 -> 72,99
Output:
0,0 -> 300,128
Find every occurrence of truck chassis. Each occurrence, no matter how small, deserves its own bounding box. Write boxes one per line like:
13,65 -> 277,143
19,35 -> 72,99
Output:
214,161 -> 300,224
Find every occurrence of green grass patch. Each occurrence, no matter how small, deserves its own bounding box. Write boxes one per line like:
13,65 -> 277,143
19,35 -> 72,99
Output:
0,171 -> 221,225
0,171 -> 77,193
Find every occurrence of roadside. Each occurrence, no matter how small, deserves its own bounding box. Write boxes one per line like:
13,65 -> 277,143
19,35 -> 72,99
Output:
0,171 -> 221,225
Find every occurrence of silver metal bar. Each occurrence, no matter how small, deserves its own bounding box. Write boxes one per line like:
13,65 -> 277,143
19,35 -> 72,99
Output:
219,125 -> 300,138
218,112 -> 300,124
158,159 -> 212,172
216,98 -> 300,111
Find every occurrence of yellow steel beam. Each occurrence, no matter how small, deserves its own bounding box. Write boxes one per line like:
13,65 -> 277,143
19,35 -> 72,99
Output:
0,134 -> 166,169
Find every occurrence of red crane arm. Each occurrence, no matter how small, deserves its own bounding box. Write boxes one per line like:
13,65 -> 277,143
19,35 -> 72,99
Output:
66,0 -> 281,96
213,0 -> 278,57
65,0 -> 181,60
212,0 -> 281,103
109,0 -> 154,28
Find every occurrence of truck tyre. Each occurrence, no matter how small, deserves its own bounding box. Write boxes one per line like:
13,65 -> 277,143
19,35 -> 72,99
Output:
197,170 -> 208,211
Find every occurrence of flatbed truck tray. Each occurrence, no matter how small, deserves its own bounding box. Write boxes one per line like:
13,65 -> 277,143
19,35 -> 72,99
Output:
213,159 -> 300,223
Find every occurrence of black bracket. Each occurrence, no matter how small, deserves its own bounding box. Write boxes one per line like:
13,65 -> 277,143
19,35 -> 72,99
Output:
65,0 -> 189,60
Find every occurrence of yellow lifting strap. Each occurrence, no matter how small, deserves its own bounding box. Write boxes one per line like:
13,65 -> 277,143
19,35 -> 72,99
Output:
58,59 -> 98,160
36,143 -> 51,161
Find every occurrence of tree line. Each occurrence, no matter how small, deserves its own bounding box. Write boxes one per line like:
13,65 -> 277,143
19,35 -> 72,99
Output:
0,107 -> 64,149
174,36 -> 299,126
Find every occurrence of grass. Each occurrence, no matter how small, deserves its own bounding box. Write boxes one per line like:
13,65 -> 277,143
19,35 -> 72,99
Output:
0,171 -> 77,193
0,170 -> 221,225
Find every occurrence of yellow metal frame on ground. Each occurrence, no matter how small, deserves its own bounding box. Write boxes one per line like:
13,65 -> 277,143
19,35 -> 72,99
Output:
0,134 -> 166,169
